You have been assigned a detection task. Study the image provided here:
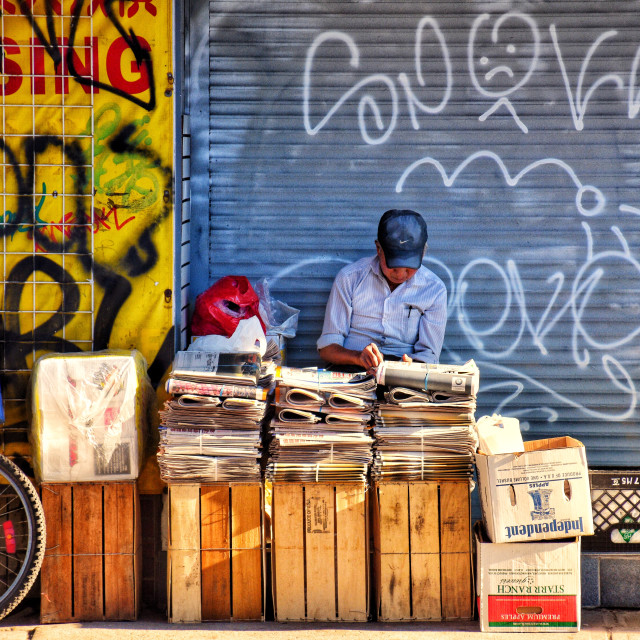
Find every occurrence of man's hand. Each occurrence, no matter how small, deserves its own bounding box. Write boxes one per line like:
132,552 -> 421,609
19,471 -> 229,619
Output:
402,354 -> 413,363
359,343 -> 384,371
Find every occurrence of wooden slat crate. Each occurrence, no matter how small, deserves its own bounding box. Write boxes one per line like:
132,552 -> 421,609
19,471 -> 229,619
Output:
271,482 -> 369,622
167,482 -> 265,623
40,481 -> 141,623
372,481 -> 473,621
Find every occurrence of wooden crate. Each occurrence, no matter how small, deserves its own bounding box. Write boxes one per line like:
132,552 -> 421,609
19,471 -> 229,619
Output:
167,482 -> 265,623
40,482 -> 141,623
372,481 -> 473,621
271,482 -> 369,622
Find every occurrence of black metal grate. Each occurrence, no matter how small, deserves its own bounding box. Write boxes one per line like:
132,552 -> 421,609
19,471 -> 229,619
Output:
584,470 -> 640,552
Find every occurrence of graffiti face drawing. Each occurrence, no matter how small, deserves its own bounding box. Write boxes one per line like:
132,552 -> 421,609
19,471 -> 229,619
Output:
468,12 -> 540,132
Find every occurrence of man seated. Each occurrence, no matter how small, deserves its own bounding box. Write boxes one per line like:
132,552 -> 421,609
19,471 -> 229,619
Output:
317,209 -> 447,371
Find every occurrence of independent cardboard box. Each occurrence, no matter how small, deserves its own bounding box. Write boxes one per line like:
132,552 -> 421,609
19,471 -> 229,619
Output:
475,524 -> 581,632
476,436 -> 594,543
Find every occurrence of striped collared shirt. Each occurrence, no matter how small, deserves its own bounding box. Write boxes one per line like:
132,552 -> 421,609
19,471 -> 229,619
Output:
317,255 -> 447,363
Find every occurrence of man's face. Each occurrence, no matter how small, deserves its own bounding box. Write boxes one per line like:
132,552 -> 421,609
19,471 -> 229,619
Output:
376,241 -> 419,286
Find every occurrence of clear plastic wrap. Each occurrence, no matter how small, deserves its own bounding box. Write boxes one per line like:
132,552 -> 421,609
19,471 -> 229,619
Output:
30,349 -> 153,483
255,278 -> 299,339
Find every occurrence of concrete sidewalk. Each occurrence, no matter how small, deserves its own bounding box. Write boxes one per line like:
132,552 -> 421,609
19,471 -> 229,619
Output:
2,608 -> 640,639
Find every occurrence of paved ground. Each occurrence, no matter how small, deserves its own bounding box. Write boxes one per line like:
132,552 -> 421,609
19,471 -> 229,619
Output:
2,607 -> 640,639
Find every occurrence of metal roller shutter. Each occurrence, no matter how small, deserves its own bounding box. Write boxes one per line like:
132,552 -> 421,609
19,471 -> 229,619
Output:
201,1 -> 640,466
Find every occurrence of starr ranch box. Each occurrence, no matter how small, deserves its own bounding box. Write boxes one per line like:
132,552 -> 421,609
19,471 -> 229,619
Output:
476,436 -> 594,543
475,524 -> 581,632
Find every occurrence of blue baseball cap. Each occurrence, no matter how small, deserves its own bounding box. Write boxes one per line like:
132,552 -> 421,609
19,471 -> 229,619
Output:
377,209 -> 428,269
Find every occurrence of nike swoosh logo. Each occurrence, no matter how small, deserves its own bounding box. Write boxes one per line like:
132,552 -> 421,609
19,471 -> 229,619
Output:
399,239 -> 409,244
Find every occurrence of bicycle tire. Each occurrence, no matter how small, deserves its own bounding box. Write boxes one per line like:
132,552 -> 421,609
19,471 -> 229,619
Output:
0,455 -> 46,620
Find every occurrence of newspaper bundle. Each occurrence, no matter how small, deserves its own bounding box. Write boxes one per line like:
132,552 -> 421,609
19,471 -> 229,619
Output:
265,367 -> 375,483
372,360 -> 480,483
157,350 -> 274,482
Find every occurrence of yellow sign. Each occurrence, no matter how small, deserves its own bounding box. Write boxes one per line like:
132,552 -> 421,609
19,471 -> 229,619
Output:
0,0 -> 174,464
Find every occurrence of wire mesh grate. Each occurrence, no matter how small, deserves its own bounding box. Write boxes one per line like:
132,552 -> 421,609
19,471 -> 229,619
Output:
1,4 -> 95,410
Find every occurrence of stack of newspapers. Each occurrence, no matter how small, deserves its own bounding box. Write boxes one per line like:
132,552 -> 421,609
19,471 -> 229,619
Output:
371,360 -> 480,483
158,350 -> 271,482
265,367 -> 376,483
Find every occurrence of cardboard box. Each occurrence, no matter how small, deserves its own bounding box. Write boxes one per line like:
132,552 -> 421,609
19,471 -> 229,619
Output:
476,436 -> 594,543
475,524 -> 581,632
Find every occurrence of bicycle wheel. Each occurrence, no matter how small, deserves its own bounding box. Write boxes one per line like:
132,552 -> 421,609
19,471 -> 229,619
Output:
0,455 -> 46,620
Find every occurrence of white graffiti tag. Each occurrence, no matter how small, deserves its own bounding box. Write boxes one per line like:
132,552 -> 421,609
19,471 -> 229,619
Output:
395,150 -> 605,218
304,14 -> 640,143
468,12 -> 540,133
300,13 -> 640,426
550,26 -> 625,132
303,31 -> 398,145
398,16 -> 452,130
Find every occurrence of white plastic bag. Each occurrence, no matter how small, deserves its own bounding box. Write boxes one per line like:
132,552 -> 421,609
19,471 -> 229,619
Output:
188,315 -> 267,356
475,414 -> 524,455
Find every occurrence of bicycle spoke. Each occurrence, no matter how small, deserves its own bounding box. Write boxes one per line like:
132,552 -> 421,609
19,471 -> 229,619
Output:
0,562 -> 19,579
0,495 -> 21,516
0,548 -> 26,561
0,559 -> 19,579
0,507 -> 28,520
0,575 -> 15,590
0,485 -> 19,499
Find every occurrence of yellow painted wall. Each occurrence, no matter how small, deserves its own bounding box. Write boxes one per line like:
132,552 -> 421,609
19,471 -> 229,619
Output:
0,0 -> 174,474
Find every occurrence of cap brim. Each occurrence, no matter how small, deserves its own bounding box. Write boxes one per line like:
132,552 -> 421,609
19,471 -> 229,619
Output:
384,250 -> 423,270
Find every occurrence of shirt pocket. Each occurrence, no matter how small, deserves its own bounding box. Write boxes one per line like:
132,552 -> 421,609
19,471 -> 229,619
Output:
404,304 -> 423,342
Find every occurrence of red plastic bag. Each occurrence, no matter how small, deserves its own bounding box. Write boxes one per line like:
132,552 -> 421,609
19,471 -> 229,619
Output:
191,276 -> 266,338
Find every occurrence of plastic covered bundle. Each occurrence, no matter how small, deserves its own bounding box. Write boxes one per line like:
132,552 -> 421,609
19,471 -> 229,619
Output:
30,349 -> 153,483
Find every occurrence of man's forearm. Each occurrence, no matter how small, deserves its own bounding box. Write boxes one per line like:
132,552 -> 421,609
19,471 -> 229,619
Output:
318,344 -> 364,366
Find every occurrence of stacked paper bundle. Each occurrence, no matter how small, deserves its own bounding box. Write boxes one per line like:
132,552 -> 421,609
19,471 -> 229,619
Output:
371,360 -> 480,482
265,367 -> 376,483
157,350 -> 271,482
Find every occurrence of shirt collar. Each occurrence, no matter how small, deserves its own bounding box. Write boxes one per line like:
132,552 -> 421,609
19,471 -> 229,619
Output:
370,255 -> 389,285
371,255 -> 383,276
370,254 -> 421,289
